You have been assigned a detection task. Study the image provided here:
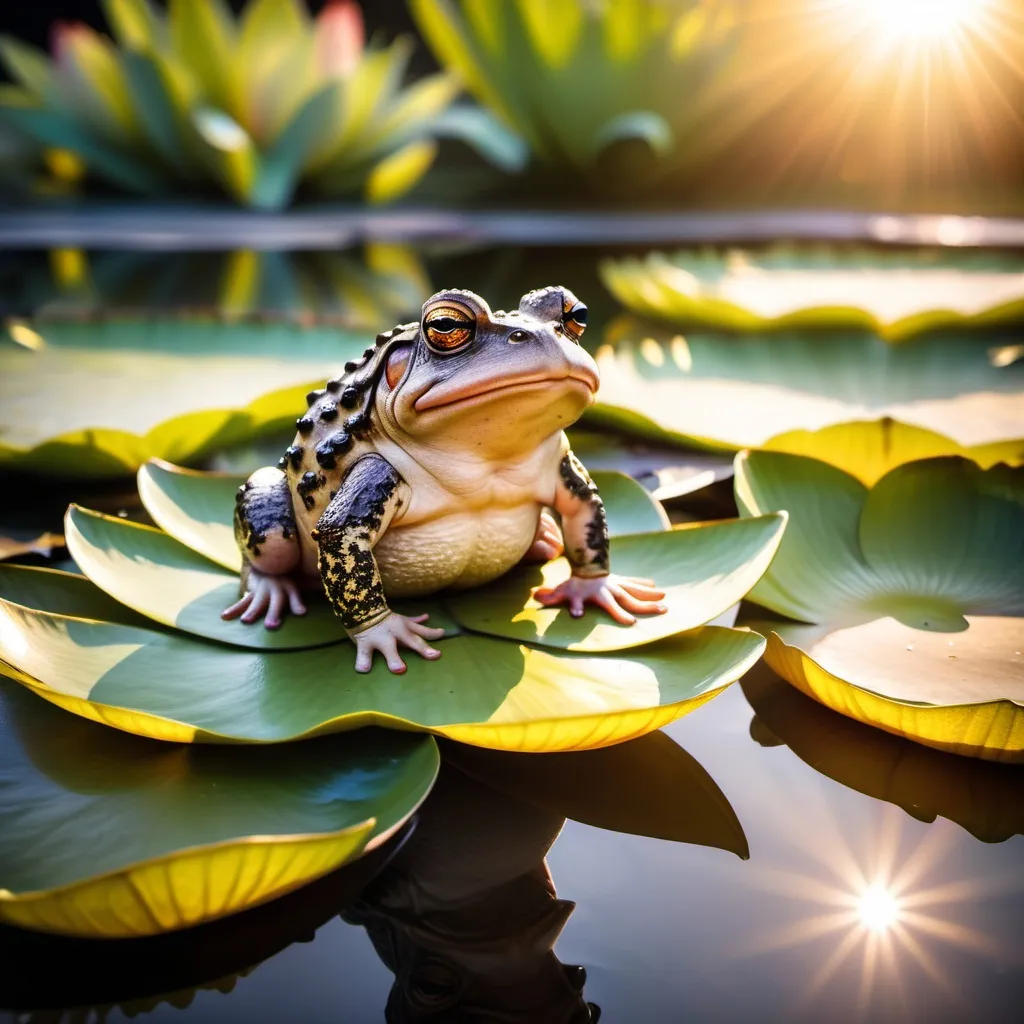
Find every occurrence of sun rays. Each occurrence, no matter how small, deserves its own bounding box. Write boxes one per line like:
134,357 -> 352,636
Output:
730,799 -> 1023,1018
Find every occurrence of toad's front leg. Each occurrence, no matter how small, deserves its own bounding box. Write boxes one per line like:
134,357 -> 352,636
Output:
535,450 -> 667,624
313,454 -> 444,674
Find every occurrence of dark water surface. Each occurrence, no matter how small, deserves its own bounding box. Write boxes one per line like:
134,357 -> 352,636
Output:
3,669 -> 1021,1023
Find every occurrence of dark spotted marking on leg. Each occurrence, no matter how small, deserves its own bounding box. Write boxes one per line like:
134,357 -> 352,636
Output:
319,400 -> 339,421
584,500 -> 610,570
559,452 -> 599,500
312,455 -> 405,632
558,451 -> 610,575
306,388 -> 326,406
297,470 -> 326,511
296,415 -> 315,435
234,469 -> 296,557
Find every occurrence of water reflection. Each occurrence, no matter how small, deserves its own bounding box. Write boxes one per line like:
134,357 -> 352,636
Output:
343,760 -> 597,1023
741,662 -> 1024,843
735,664 -> 1024,1015
0,730 -> 742,1021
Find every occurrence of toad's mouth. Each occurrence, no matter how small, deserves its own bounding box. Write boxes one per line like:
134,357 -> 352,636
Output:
414,369 -> 598,412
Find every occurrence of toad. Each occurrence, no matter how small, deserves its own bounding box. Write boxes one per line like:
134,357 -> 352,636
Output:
223,287 -> 666,672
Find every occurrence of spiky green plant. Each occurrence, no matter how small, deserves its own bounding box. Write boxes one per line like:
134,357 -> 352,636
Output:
0,0 -> 458,208
409,0 -> 751,196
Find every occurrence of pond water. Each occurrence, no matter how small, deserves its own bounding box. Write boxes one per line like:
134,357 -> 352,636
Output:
0,239 -> 1022,1022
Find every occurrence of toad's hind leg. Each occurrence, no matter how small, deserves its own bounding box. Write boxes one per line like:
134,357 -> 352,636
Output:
521,509 -> 565,563
222,466 -> 307,629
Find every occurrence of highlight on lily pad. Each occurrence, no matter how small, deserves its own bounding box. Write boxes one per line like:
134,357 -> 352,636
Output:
0,460 -> 786,752
586,323 -> 1024,453
0,671 -> 439,937
735,449 -> 1024,762
761,418 -> 1024,487
601,245 -> 1024,341
0,318 -> 368,478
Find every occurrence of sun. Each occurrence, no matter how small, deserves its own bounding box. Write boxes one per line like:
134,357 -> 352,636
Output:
858,884 -> 902,933
853,0 -> 991,44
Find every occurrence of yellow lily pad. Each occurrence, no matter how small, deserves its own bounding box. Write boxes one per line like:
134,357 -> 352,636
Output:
763,419 -> 1024,486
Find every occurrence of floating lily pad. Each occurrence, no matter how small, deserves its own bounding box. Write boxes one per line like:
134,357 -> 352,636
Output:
741,662 -> 1024,843
0,320 -> 365,478
137,459 -> 669,576
601,247 -> 1024,341
763,419 -> 1024,486
447,515 -> 786,651
0,675 -> 439,937
736,451 -> 1024,761
0,585 -> 765,750
588,326 -> 1024,451
63,505 -> 354,650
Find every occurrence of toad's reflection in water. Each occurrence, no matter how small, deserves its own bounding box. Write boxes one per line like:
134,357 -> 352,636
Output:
344,761 -> 600,1023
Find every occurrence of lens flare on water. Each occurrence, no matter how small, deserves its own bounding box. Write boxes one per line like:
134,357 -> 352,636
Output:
730,801 -> 1018,1016
858,885 -> 901,933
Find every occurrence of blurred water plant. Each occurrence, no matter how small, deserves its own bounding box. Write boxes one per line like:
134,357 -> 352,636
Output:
736,450 -> 1024,762
601,246 -> 1024,341
0,0 -> 458,208
409,0 -> 750,198
0,460 -> 782,751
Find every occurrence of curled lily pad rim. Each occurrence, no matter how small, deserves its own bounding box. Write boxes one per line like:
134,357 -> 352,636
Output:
2,600 -> 765,747
0,820 -> 378,903
757,626 -> 1024,763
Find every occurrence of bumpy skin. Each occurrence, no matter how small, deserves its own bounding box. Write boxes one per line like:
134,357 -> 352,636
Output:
224,285 -> 666,672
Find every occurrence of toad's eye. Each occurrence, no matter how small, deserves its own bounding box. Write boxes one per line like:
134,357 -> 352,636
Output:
424,309 -> 475,352
562,301 -> 588,342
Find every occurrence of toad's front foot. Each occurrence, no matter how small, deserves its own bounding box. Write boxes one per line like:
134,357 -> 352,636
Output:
534,574 -> 667,625
521,510 -> 564,563
352,613 -> 445,674
222,569 -> 307,630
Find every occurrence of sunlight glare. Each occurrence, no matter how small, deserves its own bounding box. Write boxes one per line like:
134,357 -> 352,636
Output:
854,0 -> 989,44
858,885 -> 901,933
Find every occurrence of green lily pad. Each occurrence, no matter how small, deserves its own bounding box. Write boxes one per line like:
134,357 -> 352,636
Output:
447,515 -> 786,651
0,571 -> 765,750
0,562 -> 157,630
588,325 -> 1024,451
736,451 -> 1024,761
0,674 -> 438,937
63,505 -> 353,650
136,459 -> 668,578
0,319 -> 365,478
601,246 -> 1024,341
763,419 -> 1024,487
741,662 -> 1024,843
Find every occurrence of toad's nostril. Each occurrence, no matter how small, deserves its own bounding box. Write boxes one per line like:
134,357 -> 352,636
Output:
509,329 -> 530,342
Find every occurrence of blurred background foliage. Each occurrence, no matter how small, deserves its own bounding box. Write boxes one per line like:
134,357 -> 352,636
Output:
0,0 -> 1021,211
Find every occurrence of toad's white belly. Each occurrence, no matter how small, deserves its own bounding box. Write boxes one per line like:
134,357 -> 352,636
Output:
373,503 -> 541,598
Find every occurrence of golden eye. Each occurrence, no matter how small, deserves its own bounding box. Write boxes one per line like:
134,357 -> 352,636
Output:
562,301 -> 587,342
424,307 -> 475,352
